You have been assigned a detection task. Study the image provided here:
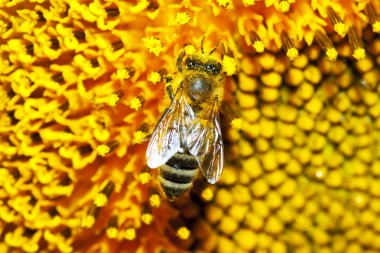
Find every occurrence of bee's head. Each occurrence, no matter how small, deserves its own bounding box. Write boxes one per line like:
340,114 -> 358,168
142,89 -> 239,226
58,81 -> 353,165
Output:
178,55 -> 222,75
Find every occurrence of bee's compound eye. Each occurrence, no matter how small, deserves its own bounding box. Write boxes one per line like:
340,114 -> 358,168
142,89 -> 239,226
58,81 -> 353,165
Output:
185,58 -> 200,70
188,76 -> 212,102
205,62 -> 221,75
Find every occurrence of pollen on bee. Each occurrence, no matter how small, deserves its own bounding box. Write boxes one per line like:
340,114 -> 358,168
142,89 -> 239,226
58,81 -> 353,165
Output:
347,27 -> 366,60
81,204 -> 99,228
315,30 -> 338,61
94,181 -> 115,207
365,3 -> 380,33
106,216 -> 118,239
281,32 -> 298,61
96,140 -> 119,157
327,7 -> 348,37
248,31 -> 265,53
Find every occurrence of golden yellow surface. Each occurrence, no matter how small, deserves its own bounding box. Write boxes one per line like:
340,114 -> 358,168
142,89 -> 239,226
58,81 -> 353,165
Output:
0,0 -> 380,252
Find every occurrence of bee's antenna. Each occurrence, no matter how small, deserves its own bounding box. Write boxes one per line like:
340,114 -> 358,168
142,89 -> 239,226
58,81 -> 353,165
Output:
209,39 -> 221,55
200,36 -> 205,54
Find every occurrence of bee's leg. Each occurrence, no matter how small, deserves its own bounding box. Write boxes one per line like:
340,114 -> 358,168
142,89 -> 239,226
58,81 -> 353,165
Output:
176,50 -> 185,72
166,84 -> 175,102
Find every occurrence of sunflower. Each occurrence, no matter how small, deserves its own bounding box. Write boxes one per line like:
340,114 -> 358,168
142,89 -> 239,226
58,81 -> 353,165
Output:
0,0 -> 379,252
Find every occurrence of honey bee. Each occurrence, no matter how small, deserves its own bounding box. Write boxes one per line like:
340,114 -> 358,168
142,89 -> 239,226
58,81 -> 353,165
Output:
146,44 -> 226,200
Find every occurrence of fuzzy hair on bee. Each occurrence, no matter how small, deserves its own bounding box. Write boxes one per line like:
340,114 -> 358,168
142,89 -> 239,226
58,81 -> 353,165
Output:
146,41 -> 227,200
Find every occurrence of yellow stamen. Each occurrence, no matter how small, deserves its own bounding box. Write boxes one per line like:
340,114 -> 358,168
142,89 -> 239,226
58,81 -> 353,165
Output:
130,0 -> 150,13
132,130 -> 148,144
107,90 -> 123,106
97,140 -> 119,156
129,97 -> 143,111
279,0 -> 290,13
149,194 -> 161,207
222,56 -> 237,76
94,181 -> 115,207
327,7 -> 348,37
217,0 -> 231,8
315,30 -> 338,61
106,216 -> 118,239
141,213 -> 153,225
139,169 -> 151,184
124,228 -> 136,240
221,43 -> 237,75
106,227 -> 117,239
148,71 -> 162,84
177,227 -> 190,240
242,0 -> 255,7
347,27 -> 366,60
184,44 -> 196,55
201,187 -> 214,201
116,68 -> 134,80
248,31 -> 264,53
365,3 -> 380,33
81,205 -> 99,228
142,37 -> 164,57
96,145 -> 110,157
175,12 -> 191,25
281,32 -> 298,61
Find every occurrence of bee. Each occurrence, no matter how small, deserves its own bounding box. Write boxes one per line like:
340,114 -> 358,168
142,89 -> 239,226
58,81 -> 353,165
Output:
146,43 -> 226,200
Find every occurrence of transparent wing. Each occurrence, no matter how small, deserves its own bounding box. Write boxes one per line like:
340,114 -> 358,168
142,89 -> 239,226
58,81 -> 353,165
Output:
146,86 -> 194,168
187,99 -> 224,184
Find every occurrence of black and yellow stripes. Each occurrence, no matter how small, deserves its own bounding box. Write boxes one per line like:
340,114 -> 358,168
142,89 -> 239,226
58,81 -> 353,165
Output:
159,152 -> 199,200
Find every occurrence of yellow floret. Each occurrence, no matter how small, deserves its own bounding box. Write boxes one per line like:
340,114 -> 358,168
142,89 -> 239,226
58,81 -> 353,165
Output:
253,41 -> 265,52
334,23 -> 348,37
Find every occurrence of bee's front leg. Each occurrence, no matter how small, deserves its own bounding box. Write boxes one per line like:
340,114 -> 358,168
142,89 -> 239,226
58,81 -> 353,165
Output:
165,83 -> 175,102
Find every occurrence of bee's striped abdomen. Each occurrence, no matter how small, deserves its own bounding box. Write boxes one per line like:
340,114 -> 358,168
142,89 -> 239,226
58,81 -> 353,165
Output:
159,152 -> 198,200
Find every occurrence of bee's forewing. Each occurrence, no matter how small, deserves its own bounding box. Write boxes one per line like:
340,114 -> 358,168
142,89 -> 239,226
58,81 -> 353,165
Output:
146,87 -> 194,168
187,100 -> 224,184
